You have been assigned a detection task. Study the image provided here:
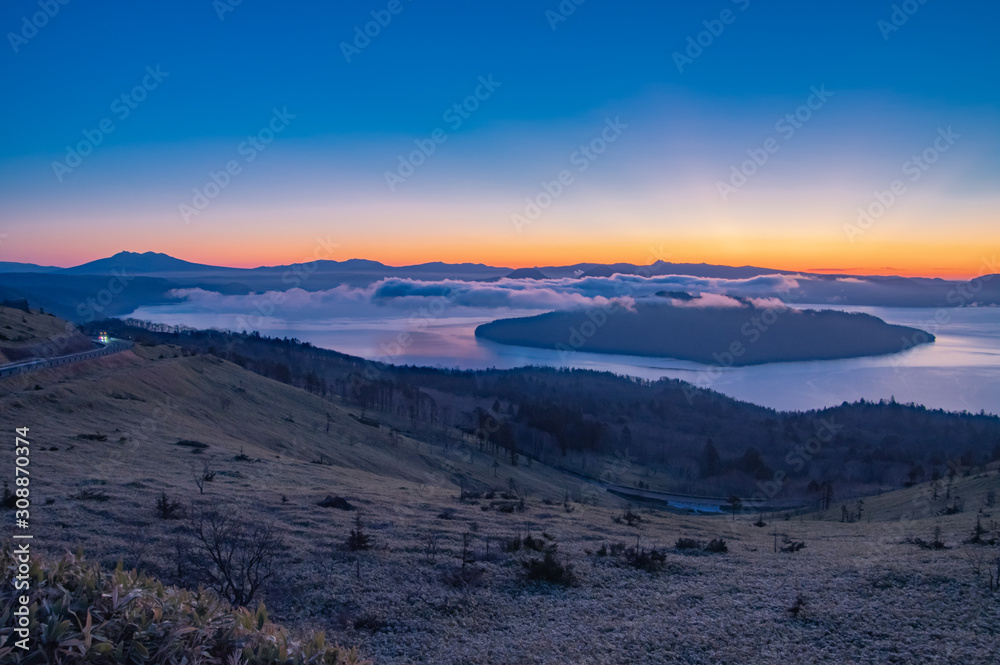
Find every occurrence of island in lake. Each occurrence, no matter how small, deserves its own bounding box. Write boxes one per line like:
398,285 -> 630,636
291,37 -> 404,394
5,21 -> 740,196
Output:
475,299 -> 935,365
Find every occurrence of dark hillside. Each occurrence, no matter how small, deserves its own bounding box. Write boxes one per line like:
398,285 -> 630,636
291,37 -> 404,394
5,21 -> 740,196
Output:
92,319 -> 1000,502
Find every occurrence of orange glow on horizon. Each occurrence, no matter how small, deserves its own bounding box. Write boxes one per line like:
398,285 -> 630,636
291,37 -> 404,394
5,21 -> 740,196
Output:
15,238 -> 992,281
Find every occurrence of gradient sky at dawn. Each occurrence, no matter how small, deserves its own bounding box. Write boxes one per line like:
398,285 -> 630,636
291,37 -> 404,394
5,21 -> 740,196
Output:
1,0 -> 997,277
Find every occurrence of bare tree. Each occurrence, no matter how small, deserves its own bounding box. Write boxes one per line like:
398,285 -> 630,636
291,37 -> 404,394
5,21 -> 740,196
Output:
193,459 -> 216,495
187,506 -> 282,607
964,547 -> 988,580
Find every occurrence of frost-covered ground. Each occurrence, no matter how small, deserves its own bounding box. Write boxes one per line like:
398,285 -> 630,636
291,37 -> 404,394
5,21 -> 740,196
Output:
11,350 -> 999,664
270,490 -> 1000,665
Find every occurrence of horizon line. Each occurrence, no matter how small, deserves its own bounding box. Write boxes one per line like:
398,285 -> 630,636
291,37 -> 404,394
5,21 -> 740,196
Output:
1,249 -> 985,281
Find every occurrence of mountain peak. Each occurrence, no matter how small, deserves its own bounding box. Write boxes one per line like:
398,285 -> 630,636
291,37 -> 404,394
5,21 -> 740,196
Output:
60,251 -> 222,275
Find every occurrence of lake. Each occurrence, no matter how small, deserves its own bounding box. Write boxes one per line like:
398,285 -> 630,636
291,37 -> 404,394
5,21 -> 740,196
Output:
125,301 -> 1000,415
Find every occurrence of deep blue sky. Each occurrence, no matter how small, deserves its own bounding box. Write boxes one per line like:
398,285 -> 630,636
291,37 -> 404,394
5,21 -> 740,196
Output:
1,0 -> 997,273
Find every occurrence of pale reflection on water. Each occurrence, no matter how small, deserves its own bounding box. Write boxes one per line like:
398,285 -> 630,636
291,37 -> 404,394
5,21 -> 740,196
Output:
125,304 -> 1000,415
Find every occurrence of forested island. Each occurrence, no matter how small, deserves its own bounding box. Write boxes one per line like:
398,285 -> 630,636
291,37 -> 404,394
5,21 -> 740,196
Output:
475,301 -> 934,365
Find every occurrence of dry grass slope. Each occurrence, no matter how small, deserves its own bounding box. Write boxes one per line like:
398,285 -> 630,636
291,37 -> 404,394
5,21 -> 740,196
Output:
0,305 -> 93,363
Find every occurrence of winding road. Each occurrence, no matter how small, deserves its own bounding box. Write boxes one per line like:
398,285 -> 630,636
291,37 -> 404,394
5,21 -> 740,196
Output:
0,337 -> 133,379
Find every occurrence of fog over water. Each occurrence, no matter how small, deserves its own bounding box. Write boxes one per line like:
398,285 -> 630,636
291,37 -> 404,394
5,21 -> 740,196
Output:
126,286 -> 1000,417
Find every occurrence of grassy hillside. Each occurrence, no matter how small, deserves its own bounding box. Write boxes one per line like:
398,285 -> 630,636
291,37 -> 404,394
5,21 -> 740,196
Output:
0,305 -> 93,363
3,339 -> 1000,663
3,344 -> 594,501
89,321 -> 1000,505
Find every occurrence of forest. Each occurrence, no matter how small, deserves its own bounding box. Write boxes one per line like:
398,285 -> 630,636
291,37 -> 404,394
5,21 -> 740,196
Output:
95,319 -> 1000,502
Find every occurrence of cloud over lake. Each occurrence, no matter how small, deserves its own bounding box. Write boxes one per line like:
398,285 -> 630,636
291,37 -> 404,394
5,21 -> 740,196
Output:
164,272 -> 802,321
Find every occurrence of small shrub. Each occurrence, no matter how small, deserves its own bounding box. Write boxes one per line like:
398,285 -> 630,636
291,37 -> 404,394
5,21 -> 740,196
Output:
347,514 -> 373,551
318,495 -> 355,510
353,614 -> 387,633
624,545 -> 667,572
424,536 -> 439,561
907,525 -> 948,550
780,541 -> 806,553
787,593 -> 806,618
675,537 -> 702,550
155,491 -> 186,519
71,488 -> 110,502
504,533 -> 544,553
704,538 -> 728,554
441,565 -> 486,589
460,489 -> 483,501
522,534 -> 547,552
523,550 -> 576,587
908,536 -> 948,550
594,541 -> 627,558
1,482 -> 16,509
944,498 -> 965,515
614,504 -> 642,527
963,516 -> 995,545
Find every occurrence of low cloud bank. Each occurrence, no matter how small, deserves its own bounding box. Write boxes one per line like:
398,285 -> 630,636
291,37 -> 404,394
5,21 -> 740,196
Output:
164,273 -> 804,321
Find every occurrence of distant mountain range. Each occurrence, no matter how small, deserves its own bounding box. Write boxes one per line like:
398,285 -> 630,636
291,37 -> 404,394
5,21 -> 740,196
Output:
1,250 -> 802,280
1,251 -> 510,278
0,261 -> 62,273
1,250 -> 998,322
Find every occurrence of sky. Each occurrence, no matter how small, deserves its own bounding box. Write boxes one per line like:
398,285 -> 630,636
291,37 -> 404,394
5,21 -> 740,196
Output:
1,0 -> 997,277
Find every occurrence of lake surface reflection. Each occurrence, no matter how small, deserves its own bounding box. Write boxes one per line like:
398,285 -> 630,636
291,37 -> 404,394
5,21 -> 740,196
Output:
126,303 -> 1000,415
